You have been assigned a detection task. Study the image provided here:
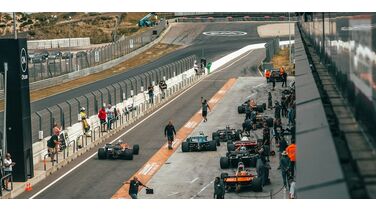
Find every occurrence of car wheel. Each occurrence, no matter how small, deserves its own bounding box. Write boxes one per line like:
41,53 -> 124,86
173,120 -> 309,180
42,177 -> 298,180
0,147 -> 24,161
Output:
227,143 -> 235,152
235,184 -> 241,193
216,138 -> 221,146
262,103 -> 267,110
251,177 -> 263,192
220,157 -> 230,169
98,148 -> 107,160
132,144 -> 140,155
212,132 -> 219,141
235,131 -> 240,140
124,149 -> 133,160
209,140 -> 217,151
220,172 -> 228,180
182,142 -> 189,152
237,106 -> 244,114
266,118 -> 274,127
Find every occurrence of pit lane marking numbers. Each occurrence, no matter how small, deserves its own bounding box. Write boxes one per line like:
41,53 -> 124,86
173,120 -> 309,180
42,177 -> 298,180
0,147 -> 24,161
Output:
203,31 -> 247,36
184,121 -> 197,129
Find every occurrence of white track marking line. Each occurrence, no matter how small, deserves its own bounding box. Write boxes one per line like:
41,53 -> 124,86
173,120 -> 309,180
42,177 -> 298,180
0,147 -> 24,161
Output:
167,192 -> 180,197
190,177 -> 199,184
191,180 -> 214,199
30,48 -> 257,199
253,83 -> 265,89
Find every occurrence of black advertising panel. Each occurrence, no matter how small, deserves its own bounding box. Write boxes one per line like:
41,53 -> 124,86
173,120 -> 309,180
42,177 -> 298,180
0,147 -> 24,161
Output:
0,38 -> 34,182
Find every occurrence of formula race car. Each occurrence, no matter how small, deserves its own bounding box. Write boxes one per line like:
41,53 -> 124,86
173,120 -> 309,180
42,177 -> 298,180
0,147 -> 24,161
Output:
220,148 -> 258,169
227,136 -> 262,154
237,101 -> 266,114
242,115 -> 273,130
181,133 -> 217,152
98,140 -> 139,160
221,162 -> 262,192
212,126 -> 241,145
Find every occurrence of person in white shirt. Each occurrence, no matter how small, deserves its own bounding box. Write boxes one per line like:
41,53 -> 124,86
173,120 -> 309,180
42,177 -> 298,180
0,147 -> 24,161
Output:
3,153 -> 15,191
106,104 -> 115,130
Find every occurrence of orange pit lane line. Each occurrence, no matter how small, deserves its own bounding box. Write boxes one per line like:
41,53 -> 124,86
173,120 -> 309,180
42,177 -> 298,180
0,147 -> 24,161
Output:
112,78 -> 237,199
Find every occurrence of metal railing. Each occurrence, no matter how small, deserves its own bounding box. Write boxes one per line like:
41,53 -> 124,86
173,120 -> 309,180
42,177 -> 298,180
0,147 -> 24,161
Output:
0,172 -> 13,197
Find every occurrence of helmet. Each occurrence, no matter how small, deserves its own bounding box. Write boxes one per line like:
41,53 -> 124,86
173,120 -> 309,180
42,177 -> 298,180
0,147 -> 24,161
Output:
80,107 -> 85,111
238,162 -> 245,171
240,146 -> 247,151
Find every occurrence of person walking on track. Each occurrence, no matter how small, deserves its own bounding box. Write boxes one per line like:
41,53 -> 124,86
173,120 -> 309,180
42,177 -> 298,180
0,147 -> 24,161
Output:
164,121 -> 177,150
201,97 -> 211,122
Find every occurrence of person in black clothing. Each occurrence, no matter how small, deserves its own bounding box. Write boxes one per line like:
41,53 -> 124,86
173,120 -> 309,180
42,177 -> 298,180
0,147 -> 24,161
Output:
281,95 -> 287,118
274,101 -> 281,119
262,122 -> 271,161
47,134 -> 60,162
271,76 -> 276,91
277,137 -> 288,169
280,151 -> 291,188
282,72 -> 288,87
164,121 -> 177,150
213,177 -> 225,199
148,84 -> 154,104
125,176 -> 146,199
201,97 -> 211,122
268,92 -> 273,109
273,118 -> 283,145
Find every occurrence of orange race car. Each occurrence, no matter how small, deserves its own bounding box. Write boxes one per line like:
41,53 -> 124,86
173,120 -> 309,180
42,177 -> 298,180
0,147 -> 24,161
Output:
220,162 -> 263,193
98,140 -> 139,160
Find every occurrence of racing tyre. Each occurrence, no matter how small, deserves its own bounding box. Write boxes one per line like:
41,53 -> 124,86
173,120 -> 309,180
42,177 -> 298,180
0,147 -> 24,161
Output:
235,131 -> 241,140
227,143 -> 235,152
257,105 -> 264,113
132,144 -> 140,155
182,142 -> 190,152
262,103 -> 267,110
212,132 -> 219,140
220,172 -> 229,180
216,139 -> 221,146
98,148 -> 107,160
238,106 -> 244,114
251,177 -> 263,192
220,157 -> 230,169
209,140 -> 217,151
266,118 -> 274,127
124,149 -> 133,160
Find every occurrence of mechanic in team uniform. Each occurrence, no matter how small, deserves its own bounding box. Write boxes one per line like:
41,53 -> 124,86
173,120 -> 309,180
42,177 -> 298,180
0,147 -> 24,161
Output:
164,121 -> 177,150
125,176 -> 146,199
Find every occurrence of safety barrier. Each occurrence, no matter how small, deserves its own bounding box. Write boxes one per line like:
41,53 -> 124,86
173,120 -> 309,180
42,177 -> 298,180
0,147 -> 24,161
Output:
66,139 -> 76,157
0,173 -> 13,197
